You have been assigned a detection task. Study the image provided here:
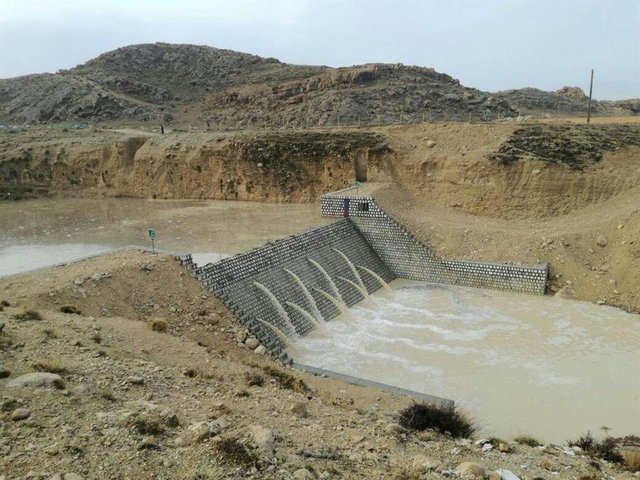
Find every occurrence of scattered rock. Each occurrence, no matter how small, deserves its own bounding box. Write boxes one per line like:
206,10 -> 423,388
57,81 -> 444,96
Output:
254,345 -> 267,355
11,408 -> 31,421
290,402 -> 308,418
245,337 -> 260,349
411,455 -> 438,473
596,234 -> 608,247
426,140 -> 437,148
125,376 -> 145,385
235,331 -> 248,343
64,474 -> 83,480
6,372 -> 64,389
293,468 -> 314,480
456,462 -> 485,479
495,470 -> 520,480
73,277 -> 84,286
248,424 -> 275,455
175,420 -> 222,446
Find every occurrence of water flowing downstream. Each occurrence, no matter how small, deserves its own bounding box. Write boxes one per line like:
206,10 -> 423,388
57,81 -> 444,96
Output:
285,302 -> 321,328
253,282 -> 297,336
308,258 -> 344,303
357,265 -> 393,292
337,276 -> 370,299
294,280 -> 640,442
332,248 -> 367,292
284,269 -> 324,322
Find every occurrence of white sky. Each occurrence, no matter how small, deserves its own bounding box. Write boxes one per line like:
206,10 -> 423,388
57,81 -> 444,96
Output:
0,0 -> 638,99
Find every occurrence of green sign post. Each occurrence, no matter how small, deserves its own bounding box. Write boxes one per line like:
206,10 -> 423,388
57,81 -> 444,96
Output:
148,229 -> 157,254
355,180 -> 362,189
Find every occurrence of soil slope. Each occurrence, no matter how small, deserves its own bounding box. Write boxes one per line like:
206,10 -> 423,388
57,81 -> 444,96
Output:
1,251 -> 637,479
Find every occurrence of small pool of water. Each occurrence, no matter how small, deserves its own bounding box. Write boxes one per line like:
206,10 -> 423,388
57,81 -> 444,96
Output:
294,280 -> 640,442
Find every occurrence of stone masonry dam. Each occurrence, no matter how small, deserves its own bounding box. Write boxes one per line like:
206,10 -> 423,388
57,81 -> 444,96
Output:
179,188 -> 548,374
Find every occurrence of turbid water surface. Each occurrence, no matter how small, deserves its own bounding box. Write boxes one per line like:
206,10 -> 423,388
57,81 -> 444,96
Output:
0,197 -> 328,276
294,280 -> 640,442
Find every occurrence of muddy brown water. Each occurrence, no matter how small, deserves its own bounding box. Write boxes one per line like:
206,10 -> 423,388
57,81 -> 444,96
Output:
0,198 -> 328,276
295,280 -> 640,442
1,198 -> 638,442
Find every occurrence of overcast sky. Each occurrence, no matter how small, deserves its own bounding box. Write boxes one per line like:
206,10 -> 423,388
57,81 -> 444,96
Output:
1,0 -> 638,99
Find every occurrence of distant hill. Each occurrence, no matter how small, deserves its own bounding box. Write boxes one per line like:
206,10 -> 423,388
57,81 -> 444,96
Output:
0,43 -> 637,125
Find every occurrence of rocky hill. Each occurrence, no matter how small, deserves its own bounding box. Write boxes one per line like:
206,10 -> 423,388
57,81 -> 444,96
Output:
0,43 -> 637,126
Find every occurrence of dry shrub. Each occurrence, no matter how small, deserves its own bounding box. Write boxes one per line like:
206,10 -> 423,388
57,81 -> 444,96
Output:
0,300 -> 10,307
60,304 -> 81,315
262,365 -> 309,393
214,437 -> 258,466
568,432 -> 624,463
32,358 -> 70,375
398,402 -> 476,439
244,371 -> 264,387
623,449 -> 640,472
126,413 -> 165,435
514,435 -> 542,447
146,317 -> 168,333
14,306 -> 42,321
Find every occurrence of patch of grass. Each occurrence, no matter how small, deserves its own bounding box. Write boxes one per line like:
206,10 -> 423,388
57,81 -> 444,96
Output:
262,365 -> 309,393
398,402 -> 476,439
568,432 -> 624,463
244,371 -> 264,387
146,316 -> 168,333
32,358 -> 70,375
514,435 -> 542,447
214,437 -> 258,466
60,304 -> 81,315
14,306 -> 42,321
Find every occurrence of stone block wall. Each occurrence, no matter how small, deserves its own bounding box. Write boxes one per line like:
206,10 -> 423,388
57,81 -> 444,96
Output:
179,219 -> 394,359
321,190 -> 547,295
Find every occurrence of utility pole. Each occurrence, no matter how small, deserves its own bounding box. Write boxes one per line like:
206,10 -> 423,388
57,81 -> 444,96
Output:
587,69 -> 594,124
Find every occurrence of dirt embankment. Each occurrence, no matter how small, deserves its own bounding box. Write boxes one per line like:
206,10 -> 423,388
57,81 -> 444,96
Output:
364,123 -> 640,312
372,123 -> 640,219
1,122 -> 639,310
1,251 -> 637,479
0,129 -> 386,202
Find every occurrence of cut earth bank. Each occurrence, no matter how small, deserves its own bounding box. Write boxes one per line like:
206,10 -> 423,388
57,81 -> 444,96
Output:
1,251 -> 638,479
2,122 -> 638,311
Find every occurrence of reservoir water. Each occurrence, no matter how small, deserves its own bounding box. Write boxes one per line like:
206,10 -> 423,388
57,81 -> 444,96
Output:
0,198 -> 327,276
2,198 -> 638,442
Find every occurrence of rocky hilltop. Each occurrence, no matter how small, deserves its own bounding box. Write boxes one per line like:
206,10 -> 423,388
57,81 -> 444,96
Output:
0,43 -> 636,125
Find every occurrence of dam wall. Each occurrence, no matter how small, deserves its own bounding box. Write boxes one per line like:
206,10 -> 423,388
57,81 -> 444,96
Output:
179,219 -> 394,359
321,188 -> 547,295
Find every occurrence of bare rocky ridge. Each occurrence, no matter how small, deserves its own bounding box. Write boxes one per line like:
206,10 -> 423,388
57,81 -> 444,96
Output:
0,43 -> 637,125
